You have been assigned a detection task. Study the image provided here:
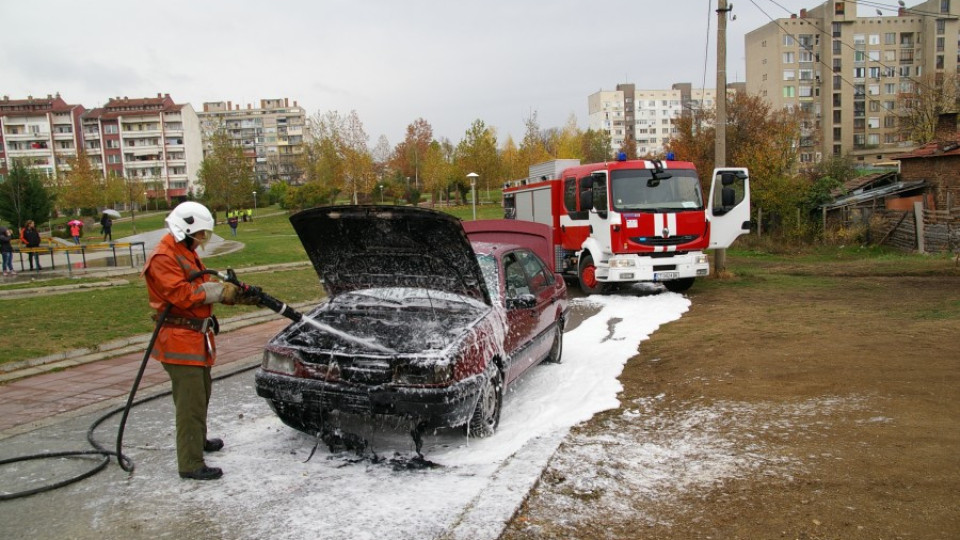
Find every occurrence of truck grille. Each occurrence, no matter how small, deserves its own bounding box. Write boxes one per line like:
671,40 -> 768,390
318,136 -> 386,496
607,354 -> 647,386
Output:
630,235 -> 698,246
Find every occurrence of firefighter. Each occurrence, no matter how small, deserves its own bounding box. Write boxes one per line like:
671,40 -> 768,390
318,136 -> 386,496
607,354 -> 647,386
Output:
142,201 -> 259,480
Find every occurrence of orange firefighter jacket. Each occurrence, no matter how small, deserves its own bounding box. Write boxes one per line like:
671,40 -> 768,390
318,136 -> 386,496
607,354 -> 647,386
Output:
141,233 -> 217,367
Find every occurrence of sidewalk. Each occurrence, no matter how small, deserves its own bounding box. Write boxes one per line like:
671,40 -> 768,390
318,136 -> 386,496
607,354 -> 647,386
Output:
0,314 -> 290,438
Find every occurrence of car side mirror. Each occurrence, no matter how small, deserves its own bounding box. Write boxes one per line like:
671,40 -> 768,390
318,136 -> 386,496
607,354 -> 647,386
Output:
506,293 -> 537,310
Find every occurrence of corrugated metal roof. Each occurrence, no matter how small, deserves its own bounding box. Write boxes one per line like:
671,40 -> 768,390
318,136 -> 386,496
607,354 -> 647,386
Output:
822,180 -> 927,210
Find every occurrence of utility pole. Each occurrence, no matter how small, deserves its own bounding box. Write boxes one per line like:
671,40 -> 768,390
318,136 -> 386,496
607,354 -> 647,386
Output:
714,0 -> 731,276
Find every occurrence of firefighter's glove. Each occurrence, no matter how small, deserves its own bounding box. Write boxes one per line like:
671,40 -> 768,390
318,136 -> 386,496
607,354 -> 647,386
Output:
235,285 -> 262,306
200,281 -> 240,305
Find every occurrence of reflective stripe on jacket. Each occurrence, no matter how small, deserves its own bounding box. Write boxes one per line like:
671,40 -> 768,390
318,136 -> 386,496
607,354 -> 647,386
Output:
141,233 -> 217,367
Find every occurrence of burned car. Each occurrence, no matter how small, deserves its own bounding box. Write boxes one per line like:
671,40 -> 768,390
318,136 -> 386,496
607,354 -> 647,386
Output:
254,205 -> 568,438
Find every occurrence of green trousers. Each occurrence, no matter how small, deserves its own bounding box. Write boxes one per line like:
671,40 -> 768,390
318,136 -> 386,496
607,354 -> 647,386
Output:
162,363 -> 212,473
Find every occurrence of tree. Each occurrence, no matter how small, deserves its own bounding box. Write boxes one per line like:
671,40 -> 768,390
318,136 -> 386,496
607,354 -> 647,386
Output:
421,141 -> 451,206
519,112 -> 551,171
581,128 -> 612,163
898,73 -> 960,144
0,160 -> 54,228
300,110 -> 373,204
668,92 -> 801,234
391,118 -> 433,190
198,129 -> 256,211
456,119 -> 499,202
617,134 -> 638,160
499,136 -> 526,182
59,149 -> 102,214
553,114 -> 583,160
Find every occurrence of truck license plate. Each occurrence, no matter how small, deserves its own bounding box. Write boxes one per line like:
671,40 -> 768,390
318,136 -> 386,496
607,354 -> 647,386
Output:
655,271 -> 679,281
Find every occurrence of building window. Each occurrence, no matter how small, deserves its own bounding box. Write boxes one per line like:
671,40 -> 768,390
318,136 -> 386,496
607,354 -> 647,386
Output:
941,0 -> 950,14
836,1 -> 845,15
833,127 -> 842,141
800,50 -> 814,63
833,39 -> 842,54
104,125 -> 118,134
885,33 -> 896,45
854,67 -> 866,78
784,86 -> 796,98
783,34 -> 795,46
783,51 -> 795,63
784,69 -> 796,80
884,50 -> 896,62
868,117 -> 880,128
884,116 -> 897,128
937,20 -> 946,35
799,86 -> 813,97
833,110 -> 842,123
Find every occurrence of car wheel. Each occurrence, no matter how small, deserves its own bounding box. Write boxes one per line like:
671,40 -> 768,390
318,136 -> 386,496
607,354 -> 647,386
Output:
467,364 -> 502,438
663,277 -> 695,293
578,253 -> 607,295
544,318 -> 564,364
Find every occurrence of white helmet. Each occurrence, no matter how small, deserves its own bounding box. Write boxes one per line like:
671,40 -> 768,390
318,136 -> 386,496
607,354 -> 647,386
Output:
165,201 -> 215,242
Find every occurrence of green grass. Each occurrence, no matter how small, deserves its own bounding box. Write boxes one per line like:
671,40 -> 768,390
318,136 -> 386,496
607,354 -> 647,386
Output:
0,202 -> 509,365
2,203 -> 955,366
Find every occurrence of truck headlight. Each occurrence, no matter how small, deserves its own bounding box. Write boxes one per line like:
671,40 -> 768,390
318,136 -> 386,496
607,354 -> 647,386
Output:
609,258 -> 636,268
262,349 -> 297,375
695,254 -> 709,265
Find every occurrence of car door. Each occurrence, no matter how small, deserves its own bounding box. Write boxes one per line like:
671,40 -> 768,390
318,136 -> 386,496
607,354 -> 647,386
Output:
503,249 -> 557,382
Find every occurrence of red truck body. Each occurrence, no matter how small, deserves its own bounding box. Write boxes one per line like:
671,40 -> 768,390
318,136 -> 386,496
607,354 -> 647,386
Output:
501,156 -> 750,294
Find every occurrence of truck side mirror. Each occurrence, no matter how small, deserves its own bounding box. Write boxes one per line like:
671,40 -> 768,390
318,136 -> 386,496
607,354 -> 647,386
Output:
580,190 -> 594,211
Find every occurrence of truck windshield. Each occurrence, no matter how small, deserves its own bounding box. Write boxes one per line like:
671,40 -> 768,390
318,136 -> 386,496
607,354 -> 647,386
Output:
610,169 -> 703,212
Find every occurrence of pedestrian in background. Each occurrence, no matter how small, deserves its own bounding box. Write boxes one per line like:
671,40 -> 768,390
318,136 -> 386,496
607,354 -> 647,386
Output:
70,221 -> 82,244
23,220 -> 42,271
227,212 -> 239,237
0,226 -> 14,276
142,202 -> 260,481
100,214 -> 113,242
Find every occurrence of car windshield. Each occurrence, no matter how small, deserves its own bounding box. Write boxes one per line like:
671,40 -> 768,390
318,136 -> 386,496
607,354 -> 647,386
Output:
476,253 -> 501,303
610,168 -> 703,212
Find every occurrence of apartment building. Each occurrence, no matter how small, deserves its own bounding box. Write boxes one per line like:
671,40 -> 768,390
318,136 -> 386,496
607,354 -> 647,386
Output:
197,98 -> 307,185
0,93 -> 85,179
745,0 -> 960,166
588,83 -> 719,157
81,94 -> 202,202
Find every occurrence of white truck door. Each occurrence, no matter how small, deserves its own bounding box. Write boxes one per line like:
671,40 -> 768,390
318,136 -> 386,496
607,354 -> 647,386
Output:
706,167 -> 751,249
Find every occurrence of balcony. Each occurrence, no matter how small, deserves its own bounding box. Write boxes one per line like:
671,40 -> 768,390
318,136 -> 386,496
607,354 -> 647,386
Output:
3,131 -> 48,141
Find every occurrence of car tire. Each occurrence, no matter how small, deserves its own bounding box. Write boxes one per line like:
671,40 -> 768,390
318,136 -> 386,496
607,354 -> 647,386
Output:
578,253 -> 607,295
467,364 -> 502,438
544,318 -> 564,364
663,277 -> 695,293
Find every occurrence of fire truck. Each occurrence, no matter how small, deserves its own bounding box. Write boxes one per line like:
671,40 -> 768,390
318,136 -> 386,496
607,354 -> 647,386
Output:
502,155 -> 750,294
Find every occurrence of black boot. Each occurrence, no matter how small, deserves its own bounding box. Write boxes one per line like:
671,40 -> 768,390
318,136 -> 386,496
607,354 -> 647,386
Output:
204,438 -> 224,452
179,465 -> 223,480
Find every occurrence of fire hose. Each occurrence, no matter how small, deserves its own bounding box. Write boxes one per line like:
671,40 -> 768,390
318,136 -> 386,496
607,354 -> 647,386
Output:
0,268 -> 302,500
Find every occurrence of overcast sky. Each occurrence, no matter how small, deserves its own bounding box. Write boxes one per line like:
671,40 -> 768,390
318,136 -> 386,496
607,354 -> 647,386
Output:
1,0 -> 886,146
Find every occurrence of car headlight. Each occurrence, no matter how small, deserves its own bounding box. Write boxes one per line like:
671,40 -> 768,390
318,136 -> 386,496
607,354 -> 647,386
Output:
695,254 -> 710,265
609,258 -> 636,268
395,362 -> 453,385
262,349 -> 297,375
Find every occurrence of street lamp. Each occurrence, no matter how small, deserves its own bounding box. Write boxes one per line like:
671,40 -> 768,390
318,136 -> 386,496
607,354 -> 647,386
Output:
467,172 -> 479,221
252,191 -> 257,217
379,184 -> 384,203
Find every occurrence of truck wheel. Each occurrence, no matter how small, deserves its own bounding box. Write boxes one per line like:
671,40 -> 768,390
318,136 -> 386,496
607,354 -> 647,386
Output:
664,277 -> 695,293
578,253 -> 607,295
467,364 -> 502,438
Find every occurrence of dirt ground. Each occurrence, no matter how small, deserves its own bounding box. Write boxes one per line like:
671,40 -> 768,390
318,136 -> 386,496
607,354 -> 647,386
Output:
501,258 -> 960,539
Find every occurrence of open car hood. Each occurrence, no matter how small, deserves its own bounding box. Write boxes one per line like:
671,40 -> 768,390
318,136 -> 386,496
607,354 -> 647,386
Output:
289,205 -> 492,305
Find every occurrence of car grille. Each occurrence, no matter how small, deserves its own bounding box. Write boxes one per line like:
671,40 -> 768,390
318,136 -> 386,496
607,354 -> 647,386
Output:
302,353 -> 393,385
